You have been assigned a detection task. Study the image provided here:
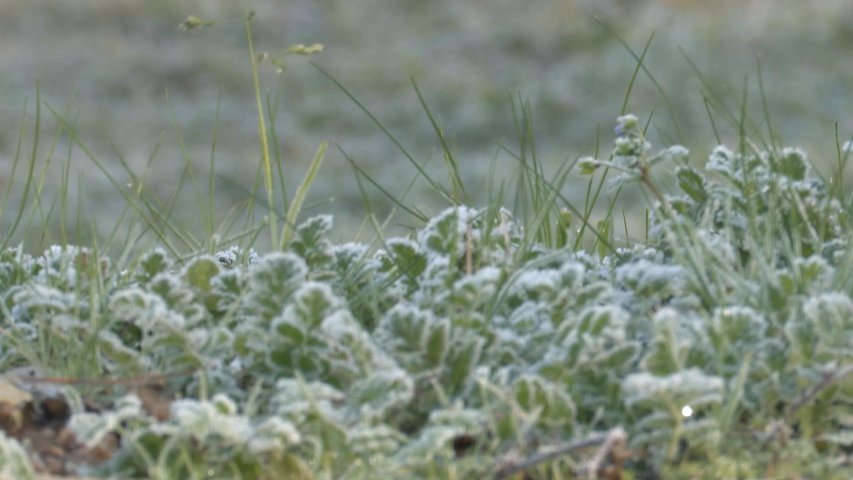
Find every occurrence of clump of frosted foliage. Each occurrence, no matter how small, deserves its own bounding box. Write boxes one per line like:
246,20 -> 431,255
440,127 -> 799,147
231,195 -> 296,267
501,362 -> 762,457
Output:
1,115 -> 849,477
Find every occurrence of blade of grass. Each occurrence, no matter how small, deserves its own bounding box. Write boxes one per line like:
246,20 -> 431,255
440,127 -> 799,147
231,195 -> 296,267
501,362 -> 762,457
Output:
166,89 -> 208,236
2,88 -> 40,250
701,91 -> 722,145
207,87 -> 224,241
337,145 -> 428,222
594,20 -> 683,142
412,79 -> 468,204
267,86 -> 289,214
756,56 -> 779,152
312,62 -> 453,204
279,142 -> 328,249
245,12 -> 277,248
46,104 -> 183,257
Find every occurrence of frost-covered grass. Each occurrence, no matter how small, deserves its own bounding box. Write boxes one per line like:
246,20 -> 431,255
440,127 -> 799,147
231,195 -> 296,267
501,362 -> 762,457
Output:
1,13 -> 852,480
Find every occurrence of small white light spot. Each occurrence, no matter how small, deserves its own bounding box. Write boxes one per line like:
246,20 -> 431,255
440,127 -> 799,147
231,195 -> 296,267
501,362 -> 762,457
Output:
681,405 -> 693,417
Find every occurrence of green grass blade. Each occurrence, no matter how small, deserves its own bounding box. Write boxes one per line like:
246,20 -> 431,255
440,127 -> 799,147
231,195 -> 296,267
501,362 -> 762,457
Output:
280,142 -> 328,249
312,61 -> 453,204
412,78 -> 468,204
245,13 -> 277,249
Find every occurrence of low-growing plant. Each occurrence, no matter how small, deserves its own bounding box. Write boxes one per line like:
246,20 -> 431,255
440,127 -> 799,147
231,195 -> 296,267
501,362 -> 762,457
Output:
0,11 -> 850,480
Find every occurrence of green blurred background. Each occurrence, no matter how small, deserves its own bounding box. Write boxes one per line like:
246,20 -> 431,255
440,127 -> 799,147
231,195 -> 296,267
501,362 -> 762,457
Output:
2,0 -> 852,250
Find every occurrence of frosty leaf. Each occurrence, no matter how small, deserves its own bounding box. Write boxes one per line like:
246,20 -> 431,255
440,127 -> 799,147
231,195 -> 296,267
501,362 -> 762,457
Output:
422,319 -> 450,367
10,284 -> 76,318
109,288 -> 186,330
290,281 -> 340,327
212,393 -> 239,415
376,304 -> 433,360
386,237 -> 427,278
444,337 -> 484,393
290,215 -> 334,268
136,248 -> 172,283
616,260 -> 683,298
0,247 -> 29,292
577,305 -> 622,336
97,330 -> 144,369
712,306 -> 767,346
508,268 -> 561,302
348,424 -> 407,457
513,375 -> 576,428
170,395 -> 251,444
623,369 -> 724,407
643,309 -> 687,375
183,256 -> 220,292
706,145 -> 740,182
332,242 -> 369,272
658,145 -> 689,164
244,253 -> 308,322
592,342 -> 640,370
209,269 -> 245,313
573,281 -> 611,308
776,147 -> 808,180
802,292 -> 853,356
449,266 -> 501,310
577,156 -> 599,175
271,313 -> 306,343
418,206 -> 477,259
270,378 -> 346,425
248,417 -> 302,453
792,255 -> 831,291
149,273 -> 195,315
349,369 -> 414,418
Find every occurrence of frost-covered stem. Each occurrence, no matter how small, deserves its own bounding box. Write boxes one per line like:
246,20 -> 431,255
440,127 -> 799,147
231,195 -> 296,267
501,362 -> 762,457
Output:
493,428 -> 626,480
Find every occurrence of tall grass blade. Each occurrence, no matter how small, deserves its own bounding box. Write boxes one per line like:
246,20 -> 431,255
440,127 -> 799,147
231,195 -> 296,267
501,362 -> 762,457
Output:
280,142 -> 328,249
2,89 -> 40,250
412,79 -> 468,204
312,62 -> 454,204
245,13 -> 277,248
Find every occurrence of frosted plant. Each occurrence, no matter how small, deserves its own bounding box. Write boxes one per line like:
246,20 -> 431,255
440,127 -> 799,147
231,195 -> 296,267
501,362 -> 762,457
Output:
0,112 -> 848,476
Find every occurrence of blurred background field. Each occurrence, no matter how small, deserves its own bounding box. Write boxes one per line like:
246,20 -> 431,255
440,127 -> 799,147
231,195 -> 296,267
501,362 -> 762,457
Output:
1,0 -> 852,252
